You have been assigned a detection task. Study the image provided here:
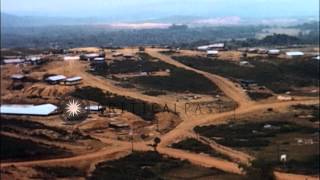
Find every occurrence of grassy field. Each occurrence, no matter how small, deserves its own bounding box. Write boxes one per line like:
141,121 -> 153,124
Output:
34,166 -> 85,179
194,115 -> 319,175
291,104 -> 319,122
92,53 -> 221,95
71,86 -> 164,121
89,151 -> 243,180
1,118 -> 91,142
130,68 -> 220,95
0,134 -> 72,161
173,56 -> 319,93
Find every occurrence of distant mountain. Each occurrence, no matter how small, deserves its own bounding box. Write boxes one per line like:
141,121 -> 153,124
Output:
139,15 -> 204,24
1,13 -> 318,28
1,13 -> 108,27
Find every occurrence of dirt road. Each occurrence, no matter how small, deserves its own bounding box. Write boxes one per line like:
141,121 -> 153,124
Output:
1,48 -> 319,180
146,48 -> 252,108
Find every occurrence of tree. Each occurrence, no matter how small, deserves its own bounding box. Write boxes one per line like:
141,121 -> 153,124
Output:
153,137 -> 161,152
139,46 -> 145,52
241,158 -> 276,180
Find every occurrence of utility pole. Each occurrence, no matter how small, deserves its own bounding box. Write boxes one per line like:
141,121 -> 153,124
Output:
129,127 -> 134,152
233,104 -> 236,122
277,143 -> 280,162
157,118 -> 160,132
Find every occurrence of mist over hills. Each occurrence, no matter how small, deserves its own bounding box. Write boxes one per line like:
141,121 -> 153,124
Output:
2,13 -> 318,28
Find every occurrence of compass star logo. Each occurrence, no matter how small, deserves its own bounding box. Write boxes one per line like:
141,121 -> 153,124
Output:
60,98 -> 89,122
66,99 -> 81,117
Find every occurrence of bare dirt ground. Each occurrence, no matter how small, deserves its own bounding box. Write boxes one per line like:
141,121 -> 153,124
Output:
1,47 -> 319,180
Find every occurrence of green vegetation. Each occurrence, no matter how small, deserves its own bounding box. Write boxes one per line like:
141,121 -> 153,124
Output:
194,121 -> 316,148
291,104 -> 319,122
130,68 -> 219,95
93,53 -> 220,95
2,25 -> 265,48
247,92 -> 273,100
171,138 -> 232,161
173,56 -> 319,93
1,118 -> 91,141
284,155 -> 319,175
95,54 -> 171,75
242,158 -> 275,180
0,134 -> 71,161
89,151 -> 187,180
195,119 -> 319,175
143,90 -> 167,96
89,151 -> 243,180
71,86 -> 164,121
34,166 -> 85,178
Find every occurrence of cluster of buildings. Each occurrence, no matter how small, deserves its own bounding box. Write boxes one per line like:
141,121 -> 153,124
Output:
196,43 -> 225,58
45,75 -> 83,85
1,55 -> 45,65
196,43 -> 319,60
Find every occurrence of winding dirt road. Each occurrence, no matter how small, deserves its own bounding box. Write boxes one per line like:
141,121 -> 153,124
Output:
1,48 -> 319,180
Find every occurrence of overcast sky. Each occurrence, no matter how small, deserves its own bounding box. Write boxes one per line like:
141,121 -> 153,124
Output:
1,0 -> 319,19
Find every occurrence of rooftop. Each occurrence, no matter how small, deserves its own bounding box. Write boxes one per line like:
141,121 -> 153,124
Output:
286,51 -> 304,56
46,75 -> 67,81
11,74 -> 25,79
207,50 -> 219,54
66,76 -> 82,82
0,104 -> 58,116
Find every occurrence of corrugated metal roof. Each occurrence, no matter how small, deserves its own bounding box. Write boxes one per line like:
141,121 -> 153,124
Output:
286,52 -> 304,56
208,43 -> 224,48
3,59 -> 25,64
197,46 -> 209,50
26,56 -> 41,61
0,104 -> 58,116
86,53 -> 100,58
268,49 -> 280,54
93,57 -> 105,61
11,74 -> 25,79
66,76 -> 82,82
46,75 -> 66,81
207,50 -> 219,54
64,56 -> 80,61
85,105 -> 103,111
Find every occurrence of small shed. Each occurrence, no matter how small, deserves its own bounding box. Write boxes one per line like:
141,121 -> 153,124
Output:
197,45 -> 209,51
26,56 -> 44,65
3,59 -> 25,64
11,74 -> 26,81
239,61 -> 250,66
93,57 -> 105,63
46,75 -> 66,84
64,76 -> 82,85
85,105 -> 105,112
286,51 -> 304,58
85,53 -> 100,61
207,50 -> 219,57
208,43 -> 225,50
64,56 -> 80,61
268,49 -> 280,56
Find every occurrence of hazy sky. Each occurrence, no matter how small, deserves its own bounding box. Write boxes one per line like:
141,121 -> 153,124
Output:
1,0 -> 319,18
